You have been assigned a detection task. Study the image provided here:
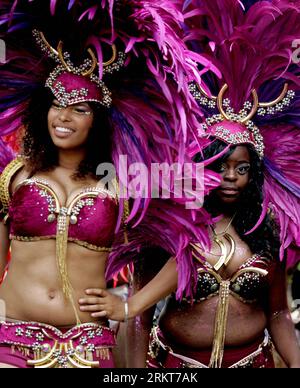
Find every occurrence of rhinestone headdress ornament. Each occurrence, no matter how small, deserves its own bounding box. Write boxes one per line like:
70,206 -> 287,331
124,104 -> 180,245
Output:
189,82 -> 295,158
33,30 -> 126,108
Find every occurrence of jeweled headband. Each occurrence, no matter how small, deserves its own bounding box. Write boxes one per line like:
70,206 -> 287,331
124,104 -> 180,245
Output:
190,82 -> 295,158
33,30 -> 125,108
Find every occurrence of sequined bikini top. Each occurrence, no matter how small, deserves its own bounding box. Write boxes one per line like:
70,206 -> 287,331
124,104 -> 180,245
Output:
182,254 -> 274,304
0,157 -> 119,252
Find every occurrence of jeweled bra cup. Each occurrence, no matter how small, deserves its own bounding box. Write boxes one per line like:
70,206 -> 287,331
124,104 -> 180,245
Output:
182,253 -> 269,304
9,177 -> 118,250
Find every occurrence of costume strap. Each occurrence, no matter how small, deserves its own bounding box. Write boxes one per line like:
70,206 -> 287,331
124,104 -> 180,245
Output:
0,157 -> 25,223
209,280 -> 230,368
122,198 -> 130,245
112,177 -> 130,244
55,206 -> 81,325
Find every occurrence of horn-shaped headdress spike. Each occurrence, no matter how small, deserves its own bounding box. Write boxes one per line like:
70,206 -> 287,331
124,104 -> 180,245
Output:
35,30 -> 124,78
240,90 -> 258,123
190,81 -> 293,157
103,44 -> 117,68
38,31 -> 59,57
82,49 -> 97,76
197,83 -> 217,100
217,84 -> 258,123
259,83 -> 289,108
57,41 -> 98,77
57,41 -> 71,72
33,30 -> 125,108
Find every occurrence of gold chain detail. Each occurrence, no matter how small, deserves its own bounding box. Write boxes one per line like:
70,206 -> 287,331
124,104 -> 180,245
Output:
112,177 -> 130,243
212,213 -> 236,237
209,280 -> 230,368
27,340 -> 101,368
10,235 -> 112,252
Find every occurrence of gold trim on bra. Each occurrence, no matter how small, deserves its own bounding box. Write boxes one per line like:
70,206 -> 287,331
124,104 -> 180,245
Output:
230,267 -> 268,282
197,265 -> 268,283
194,266 -> 269,304
10,235 -> 112,252
0,157 -> 25,219
191,246 -> 267,275
14,178 -> 118,213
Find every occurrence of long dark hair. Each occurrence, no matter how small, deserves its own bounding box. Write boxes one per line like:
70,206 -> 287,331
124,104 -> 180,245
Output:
21,86 -> 113,179
195,139 -> 279,260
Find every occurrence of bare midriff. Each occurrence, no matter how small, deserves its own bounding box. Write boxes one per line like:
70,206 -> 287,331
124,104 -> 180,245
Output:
158,222 -> 269,351
159,294 -> 267,350
0,239 -> 108,327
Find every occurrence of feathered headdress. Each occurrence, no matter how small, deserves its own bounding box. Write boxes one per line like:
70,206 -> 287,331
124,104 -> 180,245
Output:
0,0 -> 221,298
184,0 -> 300,268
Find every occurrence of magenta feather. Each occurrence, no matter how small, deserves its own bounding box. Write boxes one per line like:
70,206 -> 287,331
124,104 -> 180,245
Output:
106,198 -> 215,299
183,0 -> 300,109
0,0 -> 223,297
183,0 -> 300,268
50,0 -> 57,16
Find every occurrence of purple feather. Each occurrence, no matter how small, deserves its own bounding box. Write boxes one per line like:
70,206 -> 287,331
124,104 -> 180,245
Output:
50,0 -> 57,16
106,199 -> 214,299
68,0 -> 76,11
0,0 -> 223,297
183,0 -> 300,268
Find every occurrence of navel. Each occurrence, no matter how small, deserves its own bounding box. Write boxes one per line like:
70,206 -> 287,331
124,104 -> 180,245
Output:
48,290 -> 57,300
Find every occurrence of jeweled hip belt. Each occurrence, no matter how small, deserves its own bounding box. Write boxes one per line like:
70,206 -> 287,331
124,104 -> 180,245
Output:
148,326 -> 273,369
0,320 -> 116,368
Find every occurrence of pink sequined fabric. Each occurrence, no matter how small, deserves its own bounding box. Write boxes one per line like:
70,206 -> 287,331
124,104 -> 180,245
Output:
9,179 -> 118,250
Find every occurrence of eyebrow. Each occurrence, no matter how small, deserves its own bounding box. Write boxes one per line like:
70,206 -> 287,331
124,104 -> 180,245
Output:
73,103 -> 91,108
224,159 -> 250,164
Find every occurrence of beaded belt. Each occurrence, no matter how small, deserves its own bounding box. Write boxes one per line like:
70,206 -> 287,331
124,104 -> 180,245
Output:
148,326 -> 274,368
0,320 -> 116,368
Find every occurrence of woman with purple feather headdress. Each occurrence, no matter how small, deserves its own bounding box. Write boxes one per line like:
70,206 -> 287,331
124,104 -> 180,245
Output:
0,0 -> 220,368
92,0 -> 300,368
154,0 -> 300,369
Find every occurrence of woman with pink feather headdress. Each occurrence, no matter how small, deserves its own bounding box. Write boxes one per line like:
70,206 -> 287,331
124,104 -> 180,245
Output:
93,0 -> 300,368
0,0 -> 220,368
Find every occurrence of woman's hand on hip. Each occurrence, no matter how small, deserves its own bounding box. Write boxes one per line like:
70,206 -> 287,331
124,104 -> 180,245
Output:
78,288 -> 129,321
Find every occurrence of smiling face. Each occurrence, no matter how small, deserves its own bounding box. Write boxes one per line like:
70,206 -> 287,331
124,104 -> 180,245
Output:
215,145 -> 251,205
47,99 -> 94,150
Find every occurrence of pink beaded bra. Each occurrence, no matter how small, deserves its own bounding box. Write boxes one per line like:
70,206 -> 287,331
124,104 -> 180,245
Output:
0,158 -> 118,252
